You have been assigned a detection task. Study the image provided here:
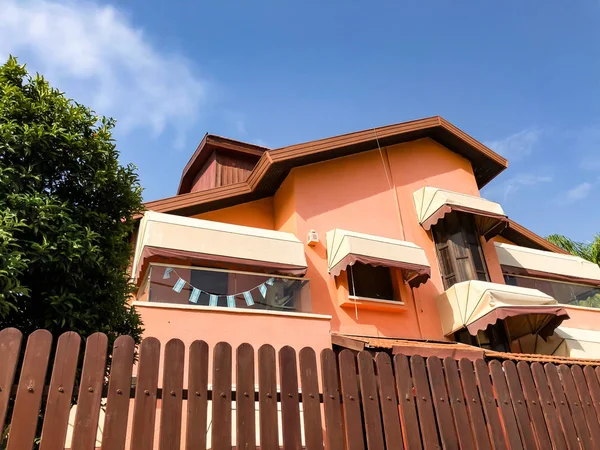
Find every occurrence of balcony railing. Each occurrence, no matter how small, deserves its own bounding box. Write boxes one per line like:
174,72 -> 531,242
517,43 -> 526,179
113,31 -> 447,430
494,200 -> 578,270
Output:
137,263 -> 312,314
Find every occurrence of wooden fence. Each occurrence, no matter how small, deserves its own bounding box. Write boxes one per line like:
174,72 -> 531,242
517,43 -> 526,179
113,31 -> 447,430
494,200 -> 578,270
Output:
1,327 -> 600,449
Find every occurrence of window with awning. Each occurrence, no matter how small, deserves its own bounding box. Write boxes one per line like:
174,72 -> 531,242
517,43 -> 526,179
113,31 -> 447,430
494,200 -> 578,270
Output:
326,229 -> 431,288
413,186 -> 508,240
132,211 -> 308,283
437,280 -> 569,342
495,242 -> 600,286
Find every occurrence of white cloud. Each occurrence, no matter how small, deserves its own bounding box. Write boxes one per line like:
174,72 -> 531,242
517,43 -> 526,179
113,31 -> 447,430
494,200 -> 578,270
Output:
0,0 -> 206,142
485,128 -> 541,161
564,182 -> 593,203
484,173 -> 553,201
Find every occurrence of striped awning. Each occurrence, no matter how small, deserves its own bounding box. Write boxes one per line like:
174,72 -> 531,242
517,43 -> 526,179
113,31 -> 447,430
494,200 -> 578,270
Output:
413,187 -> 508,240
326,229 -> 431,288
495,242 -> 600,285
437,280 -> 569,340
132,211 -> 307,282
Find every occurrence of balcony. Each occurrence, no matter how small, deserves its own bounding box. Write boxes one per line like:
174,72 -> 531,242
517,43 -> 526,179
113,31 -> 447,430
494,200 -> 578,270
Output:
137,263 -> 312,314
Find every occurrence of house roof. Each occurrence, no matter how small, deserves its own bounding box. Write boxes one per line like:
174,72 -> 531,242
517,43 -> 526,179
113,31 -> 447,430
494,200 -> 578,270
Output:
146,116 -> 507,217
500,219 -> 569,254
177,134 -> 268,195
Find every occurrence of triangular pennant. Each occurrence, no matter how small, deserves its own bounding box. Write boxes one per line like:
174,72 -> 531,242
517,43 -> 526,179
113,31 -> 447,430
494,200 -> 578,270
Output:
163,267 -> 174,279
227,295 -> 236,308
243,291 -> 254,306
266,277 -> 275,286
173,278 -> 185,293
209,294 -> 218,307
189,287 -> 201,304
258,283 -> 267,298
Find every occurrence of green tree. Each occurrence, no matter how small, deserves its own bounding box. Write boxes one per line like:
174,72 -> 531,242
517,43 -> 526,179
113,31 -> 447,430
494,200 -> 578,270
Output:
546,234 -> 600,265
547,233 -> 600,308
0,56 -> 143,343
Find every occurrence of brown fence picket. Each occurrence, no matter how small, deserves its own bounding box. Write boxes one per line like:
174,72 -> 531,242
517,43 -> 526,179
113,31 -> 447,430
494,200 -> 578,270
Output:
529,362 -> 567,450
6,329 -> 52,450
0,328 -> 22,434
583,366 -> 600,417
488,360 -> 522,450
458,359 -> 491,450
444,358 -> 476,450
411,355 -> 440,450
574,365 -> 600,443
474,359 -> 507,450
258,344 -> 278,450
130,337 -> 161,450
427,356 -> 459,449
338,349 -> 365,450
237,343 -> 256,450
374,353 -> 403,450
557,364 -> 593,449
212,342 -> 232,450
320,348 -> 344,450
544,364 -> 580,450
39,331 -> 81,450
159,339 -> 185,450
71,333 -> 108,450
357,351 -> 385,450
299,347 -> 324,450
394,353 -> 422,450
501,361 -> 537,450
279,345 -> 302,450
101,335 -> 135,450
186,340 -> 209,450
6,326 -> 600,450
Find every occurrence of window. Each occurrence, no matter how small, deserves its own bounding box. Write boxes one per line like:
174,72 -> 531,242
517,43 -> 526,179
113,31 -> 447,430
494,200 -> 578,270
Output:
504,275 -> 600,308
143,264 -> 312,313
432,212 -> 489,289
348,263 -> 397,301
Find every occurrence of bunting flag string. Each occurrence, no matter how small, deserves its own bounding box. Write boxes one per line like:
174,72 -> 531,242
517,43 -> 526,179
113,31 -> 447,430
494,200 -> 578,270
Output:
163,267 -> 275,308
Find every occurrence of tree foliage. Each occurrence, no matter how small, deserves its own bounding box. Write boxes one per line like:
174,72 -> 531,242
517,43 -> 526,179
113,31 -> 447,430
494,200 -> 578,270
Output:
547,233 -> 600,308
546,233 -> 600,265
0,56 -> 143,343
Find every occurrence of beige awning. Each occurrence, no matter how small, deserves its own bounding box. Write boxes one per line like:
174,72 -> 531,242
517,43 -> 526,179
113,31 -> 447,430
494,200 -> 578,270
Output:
517,327 -> 600,359
437,280 -> 569,340
326,229 -> 431,288
132,211 -> 307,282
413,187 -> 508,239
495,242 -> 600,285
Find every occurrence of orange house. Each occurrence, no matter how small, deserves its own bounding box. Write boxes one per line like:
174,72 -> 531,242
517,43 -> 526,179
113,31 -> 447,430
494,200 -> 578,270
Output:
131,117 -> 600,361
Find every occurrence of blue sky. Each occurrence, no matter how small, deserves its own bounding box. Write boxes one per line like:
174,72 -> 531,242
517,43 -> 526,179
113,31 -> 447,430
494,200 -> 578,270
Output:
1,1 -> 599,242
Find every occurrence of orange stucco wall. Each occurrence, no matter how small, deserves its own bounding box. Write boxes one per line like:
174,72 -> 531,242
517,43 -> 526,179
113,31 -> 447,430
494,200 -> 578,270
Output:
562,306 -> 600,331
140,137 -> 511,345
274,138 -> 505,341
135,303 -> 331,379
193,197 -> 275,229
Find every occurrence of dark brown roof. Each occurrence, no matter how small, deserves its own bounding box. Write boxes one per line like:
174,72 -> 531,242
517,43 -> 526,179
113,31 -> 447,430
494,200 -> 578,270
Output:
500,219 -> 569,254
146,116 -> 508,216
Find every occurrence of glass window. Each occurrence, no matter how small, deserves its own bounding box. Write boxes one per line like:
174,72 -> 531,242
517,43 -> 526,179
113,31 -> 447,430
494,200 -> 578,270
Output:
504,275 -> 600,308
432,212 -> 490,289
348,263 -> 397,301
142,264 -> 312,313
